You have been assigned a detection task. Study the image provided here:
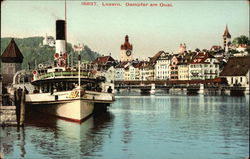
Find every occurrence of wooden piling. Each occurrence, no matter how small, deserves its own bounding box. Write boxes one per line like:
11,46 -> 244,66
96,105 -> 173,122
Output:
19,89 -> 26,126
0,152 -> 4,159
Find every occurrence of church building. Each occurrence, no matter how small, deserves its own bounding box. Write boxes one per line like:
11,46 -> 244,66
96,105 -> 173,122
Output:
223,25 -> 231,53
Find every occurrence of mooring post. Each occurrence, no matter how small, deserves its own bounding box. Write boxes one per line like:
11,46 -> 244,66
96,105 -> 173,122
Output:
198,83 -> 204,94
16,88 -> 22,125
20,89 -> 26,126
150,83 -> 156,95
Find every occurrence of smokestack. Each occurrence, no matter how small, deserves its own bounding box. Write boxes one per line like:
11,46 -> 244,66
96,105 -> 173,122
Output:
55,20 -> 66,56
56,20 -> 65,40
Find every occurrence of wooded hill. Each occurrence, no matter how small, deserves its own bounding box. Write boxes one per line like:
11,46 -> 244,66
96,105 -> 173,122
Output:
0,37 -> 100,69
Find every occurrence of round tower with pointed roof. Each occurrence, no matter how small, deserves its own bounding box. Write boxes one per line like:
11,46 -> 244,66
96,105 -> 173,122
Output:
0,38 -> 24,84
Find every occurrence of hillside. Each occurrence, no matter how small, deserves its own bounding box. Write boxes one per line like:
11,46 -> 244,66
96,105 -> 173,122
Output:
0,37 -> 100,69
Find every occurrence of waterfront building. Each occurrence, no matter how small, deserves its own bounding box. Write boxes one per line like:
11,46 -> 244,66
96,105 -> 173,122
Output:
114,60 -> 142,81
0,38 -> 24,85
148,51 -> 166,80
223,25 -> 232,53
177,54 -> 194,81
133,62 -> 143,80
220,56 -> 250,88
92,55 -> 116,71
123,63 -> 130,80
154,51 -> 171,80
114,62 -> 128,81
189,52 -> 220,80
120,35 -> 133,62
170,55 -> 179,80
128,62 -> 136,80
140,62 -> 155,81
178,63 -> 189,80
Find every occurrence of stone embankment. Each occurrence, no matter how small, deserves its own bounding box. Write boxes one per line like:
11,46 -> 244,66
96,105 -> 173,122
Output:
0,106 -> 18,126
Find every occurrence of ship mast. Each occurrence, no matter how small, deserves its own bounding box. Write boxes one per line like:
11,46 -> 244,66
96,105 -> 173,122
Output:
64,0 -> 81,96
78,53 -> 81,98
65,0 -> 67,67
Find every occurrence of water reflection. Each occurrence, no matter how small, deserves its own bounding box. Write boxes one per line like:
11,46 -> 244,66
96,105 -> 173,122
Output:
0,112 -> 114,159
0,95 -> 249,159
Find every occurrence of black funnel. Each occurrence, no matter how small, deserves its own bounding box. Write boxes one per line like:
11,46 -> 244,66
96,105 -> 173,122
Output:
56,20 -> 65,40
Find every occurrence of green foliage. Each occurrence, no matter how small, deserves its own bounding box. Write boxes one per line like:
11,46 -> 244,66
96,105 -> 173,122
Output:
232,35 -> 250,46
1,37 -> 100,70
68,45 -> 100,65
80,45 -> 100,61
232,35 -> 250,54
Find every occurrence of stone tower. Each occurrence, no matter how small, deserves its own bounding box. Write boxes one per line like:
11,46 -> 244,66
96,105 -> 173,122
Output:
120,35 -> 133,62
223,25 -> 231,53
179,43 -> 187,54
0,38 -> 24,85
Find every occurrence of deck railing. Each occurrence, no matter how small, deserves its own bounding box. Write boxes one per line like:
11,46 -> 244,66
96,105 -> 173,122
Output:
36,71 -> 92,80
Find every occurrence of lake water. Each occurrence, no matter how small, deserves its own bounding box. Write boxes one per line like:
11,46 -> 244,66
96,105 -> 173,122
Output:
0,94 -> 249,159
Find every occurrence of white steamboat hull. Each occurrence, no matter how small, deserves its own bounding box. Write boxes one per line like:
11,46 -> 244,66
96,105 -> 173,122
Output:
28,100 -> 94,122
25,90 -> 114,122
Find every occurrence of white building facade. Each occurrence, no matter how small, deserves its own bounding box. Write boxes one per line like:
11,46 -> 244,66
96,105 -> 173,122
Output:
178,64 -> 189,80
220,56 -> 250,91
155,52 -> 171,80
189,52 -> 220,80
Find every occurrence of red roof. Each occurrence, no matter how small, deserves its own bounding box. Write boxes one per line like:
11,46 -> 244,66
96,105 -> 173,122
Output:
238,44 -> 248,48
223,25 -> 231,38
140,61 -> 154,68
121,35 -> 133,50
115,61 -> 129,68
189,52 -> 215,64
210,45 -> 222,51
220,56 -> 250,76
1,38 -> 23,63
133,62 -> 144,68
149,51 -> 165,63
92,56 -> 115,65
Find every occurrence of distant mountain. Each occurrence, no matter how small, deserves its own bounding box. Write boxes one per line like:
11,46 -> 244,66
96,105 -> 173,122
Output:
0,37 -> 100,69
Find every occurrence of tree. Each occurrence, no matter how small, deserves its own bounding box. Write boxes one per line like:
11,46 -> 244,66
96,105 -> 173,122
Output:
232,35 -> 250,46
1,37 -> 101,70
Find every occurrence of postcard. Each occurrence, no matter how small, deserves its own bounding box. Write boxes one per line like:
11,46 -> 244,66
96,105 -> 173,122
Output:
0,0 -> 249,159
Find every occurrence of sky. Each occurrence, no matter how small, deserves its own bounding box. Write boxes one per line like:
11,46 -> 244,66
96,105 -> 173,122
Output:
1,0 -> 249,59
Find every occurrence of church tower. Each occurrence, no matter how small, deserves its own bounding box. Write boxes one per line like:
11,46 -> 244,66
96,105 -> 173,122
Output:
223,25 -> 231,53
120,35 -> 133,62
0,38 -> 24,85
179,43 -> 187,54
